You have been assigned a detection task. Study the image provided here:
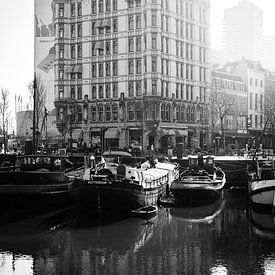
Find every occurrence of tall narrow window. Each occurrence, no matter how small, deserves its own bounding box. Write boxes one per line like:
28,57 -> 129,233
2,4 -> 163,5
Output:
129,82 -> 134,97
152,57 -> 157,72
77,23 -> 82,37
113,0 -> 117,10
77,85 -> 82,100
59,45 -> 64,59
113,82 -> 118,98
113,18 -> 118,32
71,3 -> 75,17
152,10 -> 157,26
113,39 -> 118,54
59,24 -> 64,38
59,4 -> 64,17
77,44 -> 82,58
113,61 -> 118,76
99,0 -> 104,13
128,16 -> 134,30
152,33 -> 157,49
77,2 -> 82,16
152,80 -> 157,95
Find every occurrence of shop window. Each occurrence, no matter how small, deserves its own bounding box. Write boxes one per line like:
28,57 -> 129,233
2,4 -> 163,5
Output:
128,104 -> 135,121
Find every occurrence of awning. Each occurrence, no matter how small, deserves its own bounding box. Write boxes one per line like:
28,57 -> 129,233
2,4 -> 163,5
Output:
176,129 -> 188,136
104,128 -> 119,139
71,129 -> 83,140
102,18 -> 111,28
95,41 -> 104,50
162,129 -> 175,136
95,20 -> 102,28
90,128 -> 101,132
66,66 -> 74,73
74,65 -> 82,73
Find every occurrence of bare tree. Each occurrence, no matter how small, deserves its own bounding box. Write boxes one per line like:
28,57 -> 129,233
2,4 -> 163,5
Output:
209,82 -> 235,151
0,89 -> 10,153
264,85 -> 275,147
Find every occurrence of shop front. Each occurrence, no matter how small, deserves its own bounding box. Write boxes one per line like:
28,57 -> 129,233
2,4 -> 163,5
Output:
225,130 -> 249,152
129,129 -> 143,156
89,128 -> 102,153
159,129 -> 175,155
104,128 -> 120,150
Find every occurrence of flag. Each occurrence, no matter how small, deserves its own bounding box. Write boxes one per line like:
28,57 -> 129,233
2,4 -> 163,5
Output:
38,53 -> 54,73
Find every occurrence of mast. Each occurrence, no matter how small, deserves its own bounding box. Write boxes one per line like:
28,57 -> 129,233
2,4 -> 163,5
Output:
33,73 -> 37,154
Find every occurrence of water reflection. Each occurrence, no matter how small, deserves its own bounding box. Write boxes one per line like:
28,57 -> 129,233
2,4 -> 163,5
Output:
0,190 -> 273,274
170,191 -> 226,223
249,206 -> 275,240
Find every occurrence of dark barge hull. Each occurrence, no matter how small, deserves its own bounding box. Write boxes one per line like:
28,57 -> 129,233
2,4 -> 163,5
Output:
0,171 -> 74,212
170,188 -> 222,205
72,180 -> 167,214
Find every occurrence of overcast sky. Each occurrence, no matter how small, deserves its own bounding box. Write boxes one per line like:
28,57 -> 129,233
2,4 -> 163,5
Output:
0,0 -> 275,118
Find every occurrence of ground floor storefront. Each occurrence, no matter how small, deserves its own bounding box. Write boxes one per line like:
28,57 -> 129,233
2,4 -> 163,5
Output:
66,122 -> 208,156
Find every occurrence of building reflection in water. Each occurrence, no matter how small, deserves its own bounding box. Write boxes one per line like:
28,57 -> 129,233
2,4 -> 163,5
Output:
0,191 -> 273,274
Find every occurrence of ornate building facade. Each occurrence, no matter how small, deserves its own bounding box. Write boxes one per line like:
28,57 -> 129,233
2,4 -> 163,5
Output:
53,0 -> 210,153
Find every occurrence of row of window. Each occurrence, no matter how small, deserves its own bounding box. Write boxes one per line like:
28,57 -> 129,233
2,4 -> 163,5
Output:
89,36 -> 205,61
58,44 -> 83,59
91,0 -> 118,14
213,78 -> 245,92
92,18 -> 118,35
249,114 -> 264,129
162,104 -> 196,122
58,2 -> 82,18
249,93 -> 263,111
175,84 -> 206,102
92,39 -> 118,55
58,66 -> 83,80
91,61 -> 118,77
59,60 -> 205,82
249,77 -> 264,88
225,115 -> 247,130
67,102 -> 198,123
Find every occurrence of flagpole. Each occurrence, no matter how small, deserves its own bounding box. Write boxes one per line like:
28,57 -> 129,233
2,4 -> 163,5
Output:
33,73 -> 37,154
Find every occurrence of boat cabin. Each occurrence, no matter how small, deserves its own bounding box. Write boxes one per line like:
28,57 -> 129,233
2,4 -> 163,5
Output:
16,155 -> 71,171
117,164 -> 169,187
188,155 -> 215,174
102,151 -> 132,165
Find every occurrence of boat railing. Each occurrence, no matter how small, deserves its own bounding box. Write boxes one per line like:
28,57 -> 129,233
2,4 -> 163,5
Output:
143,174 -> 168,188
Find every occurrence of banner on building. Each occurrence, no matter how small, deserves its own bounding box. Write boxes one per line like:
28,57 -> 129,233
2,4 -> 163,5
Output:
34,0 -> 55,111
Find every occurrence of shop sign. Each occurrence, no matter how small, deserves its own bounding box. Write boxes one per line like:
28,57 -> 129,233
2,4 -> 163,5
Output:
237,130 -> 247,134
92,136 -> 101,144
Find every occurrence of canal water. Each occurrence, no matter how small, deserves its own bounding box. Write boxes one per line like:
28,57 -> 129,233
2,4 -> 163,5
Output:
0,190 -> 274,274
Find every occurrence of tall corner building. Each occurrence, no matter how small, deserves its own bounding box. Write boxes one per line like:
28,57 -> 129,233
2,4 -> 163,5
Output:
53,0 -> 210,153
223,0 -> 263,62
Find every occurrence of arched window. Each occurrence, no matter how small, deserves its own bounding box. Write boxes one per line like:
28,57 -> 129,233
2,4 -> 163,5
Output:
176,105 -> 180,121
165,104 -> 170,121
113,104 -> 118,121
91,105 -> 96,121
152,103 -> 156,120
161,103 -> 165,120
77,106 -> 82,122
190,106 -> 195,122
98,105 -> 103,121
128,104 -> 135,121
136,103 -> 142,120
186,106 -> 190,121
105,105 -> 111,121
180,105 -> 185,122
